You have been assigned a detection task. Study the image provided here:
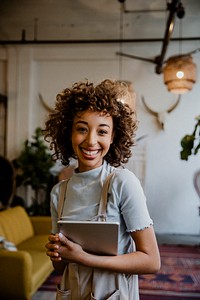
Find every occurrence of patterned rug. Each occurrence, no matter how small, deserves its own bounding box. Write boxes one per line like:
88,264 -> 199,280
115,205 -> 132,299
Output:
139,244 -> 200,299
39,244 -> 200,299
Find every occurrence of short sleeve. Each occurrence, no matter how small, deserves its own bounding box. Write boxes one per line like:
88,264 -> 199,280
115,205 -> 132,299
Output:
50,182 -> 61,234
111,169 -> 153,232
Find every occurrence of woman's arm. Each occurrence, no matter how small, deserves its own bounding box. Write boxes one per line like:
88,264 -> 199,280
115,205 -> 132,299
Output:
57,226 -> 161,274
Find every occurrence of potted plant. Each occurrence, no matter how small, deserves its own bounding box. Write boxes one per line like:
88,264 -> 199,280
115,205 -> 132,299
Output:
180,115 -> 200,160
13,127 -> 55,215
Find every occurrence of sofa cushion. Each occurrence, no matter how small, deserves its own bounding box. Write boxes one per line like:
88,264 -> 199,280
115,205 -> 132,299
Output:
0,206 -> 34,245
0,223 -> 4,236
18,234 -> 48,252
18,235 -> 53,295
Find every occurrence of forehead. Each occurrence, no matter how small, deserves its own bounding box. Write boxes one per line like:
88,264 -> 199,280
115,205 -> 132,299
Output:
74,110 -> 113,124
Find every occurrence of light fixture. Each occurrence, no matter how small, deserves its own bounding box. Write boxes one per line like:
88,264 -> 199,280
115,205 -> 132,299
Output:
163,2 -> 197,94
163,54 -> 197,94
117,80 -> 136,110
117,1 -> 136,110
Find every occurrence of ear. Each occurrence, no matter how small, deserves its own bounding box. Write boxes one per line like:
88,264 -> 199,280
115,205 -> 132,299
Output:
110,131 -> 115,144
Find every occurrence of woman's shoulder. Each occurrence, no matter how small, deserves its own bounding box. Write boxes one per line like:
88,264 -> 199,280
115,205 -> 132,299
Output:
104,161 -> 140,185
51,178 -> 70,196
113,167 -> 139,182
109,168 -> 143,198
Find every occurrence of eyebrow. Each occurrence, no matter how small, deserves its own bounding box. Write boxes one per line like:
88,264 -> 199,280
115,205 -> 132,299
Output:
75,120 -> 111,128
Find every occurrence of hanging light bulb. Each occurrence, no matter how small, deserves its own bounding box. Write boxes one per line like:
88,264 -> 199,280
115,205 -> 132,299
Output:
163,3 -> 197,95
163,54 -> 197,94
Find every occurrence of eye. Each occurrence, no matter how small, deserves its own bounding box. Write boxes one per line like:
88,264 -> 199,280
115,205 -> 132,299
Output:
76,126 -> 88,133
98,129 -> 108,135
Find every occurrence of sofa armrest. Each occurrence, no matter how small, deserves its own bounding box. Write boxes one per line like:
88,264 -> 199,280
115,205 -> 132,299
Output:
30,216 -> 52,235
0,250 -> 32,299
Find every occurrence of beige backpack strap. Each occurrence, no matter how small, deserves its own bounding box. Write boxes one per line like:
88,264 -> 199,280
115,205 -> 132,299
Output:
97,172 -> 115,221
57,180 -> 69,219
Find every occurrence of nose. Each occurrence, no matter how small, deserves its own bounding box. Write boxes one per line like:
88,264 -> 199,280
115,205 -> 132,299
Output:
86,131 -> 97,146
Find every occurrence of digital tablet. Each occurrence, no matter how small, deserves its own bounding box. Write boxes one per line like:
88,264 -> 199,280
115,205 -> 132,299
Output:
57,220 -> 119,255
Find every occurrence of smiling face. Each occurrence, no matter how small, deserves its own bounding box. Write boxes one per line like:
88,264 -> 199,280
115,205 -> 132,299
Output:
72,110 -> 114,172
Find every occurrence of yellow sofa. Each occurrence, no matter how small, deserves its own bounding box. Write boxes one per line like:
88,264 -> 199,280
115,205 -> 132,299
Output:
0,206 -> 54,300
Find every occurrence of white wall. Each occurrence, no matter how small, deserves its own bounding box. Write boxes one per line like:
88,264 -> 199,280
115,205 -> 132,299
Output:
0,41 -> 200,235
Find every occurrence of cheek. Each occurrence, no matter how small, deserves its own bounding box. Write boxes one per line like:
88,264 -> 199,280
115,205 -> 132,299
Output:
71,133 -> 85,152
103,137 -> 113,150
71,135 -> 79,151
72,131 -> 80,143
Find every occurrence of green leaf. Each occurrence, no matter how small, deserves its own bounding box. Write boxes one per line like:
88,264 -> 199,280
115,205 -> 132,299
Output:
180,116 -> 200,160
180,134 -> 195,149
194,142 -> 200,155
14,127 -> 54,190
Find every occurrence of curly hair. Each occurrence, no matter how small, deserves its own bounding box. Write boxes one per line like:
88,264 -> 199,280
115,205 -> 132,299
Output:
44,79 -> 138,167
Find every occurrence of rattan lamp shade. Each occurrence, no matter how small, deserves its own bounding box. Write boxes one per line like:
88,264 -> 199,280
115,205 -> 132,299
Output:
163,55 -> 196,94
117,80 -> 136,110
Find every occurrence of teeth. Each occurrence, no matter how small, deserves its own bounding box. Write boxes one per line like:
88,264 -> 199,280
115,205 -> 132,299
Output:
82,149 -> 99,155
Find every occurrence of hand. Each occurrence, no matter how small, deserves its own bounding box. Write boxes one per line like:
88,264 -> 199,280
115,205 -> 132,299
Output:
57,233 -> 85,263
46,233 -> 62,262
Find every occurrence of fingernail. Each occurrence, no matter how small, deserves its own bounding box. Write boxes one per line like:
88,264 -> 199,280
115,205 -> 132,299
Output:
59,232 -> 64,239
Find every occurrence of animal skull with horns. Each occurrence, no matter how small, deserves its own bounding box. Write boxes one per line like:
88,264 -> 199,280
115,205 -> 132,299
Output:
39,93 -> 54,112
141,95 -> 181,130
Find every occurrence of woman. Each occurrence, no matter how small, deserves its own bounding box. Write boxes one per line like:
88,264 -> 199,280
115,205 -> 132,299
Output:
45,79 -> 160,300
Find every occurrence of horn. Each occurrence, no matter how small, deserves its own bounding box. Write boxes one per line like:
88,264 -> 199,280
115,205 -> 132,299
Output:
141,96 -> 158,116
39,93 -> 54,112
167,95 -> 181,113
136,134 -> 148,142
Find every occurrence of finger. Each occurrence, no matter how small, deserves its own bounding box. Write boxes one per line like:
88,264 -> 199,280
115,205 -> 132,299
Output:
50,257 -> 62,262
46,242 -> 59,251
46,249 -> 61,259
48,234 -> 59,242
48,252 -> 62,262
58,232 -> 71,245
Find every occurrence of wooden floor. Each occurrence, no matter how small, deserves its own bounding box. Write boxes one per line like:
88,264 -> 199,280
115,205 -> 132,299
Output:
32,291 -> 56,300
156,233 -> 200,246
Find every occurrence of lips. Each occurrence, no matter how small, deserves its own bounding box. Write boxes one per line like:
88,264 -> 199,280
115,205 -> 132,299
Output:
81,148 -> 100,156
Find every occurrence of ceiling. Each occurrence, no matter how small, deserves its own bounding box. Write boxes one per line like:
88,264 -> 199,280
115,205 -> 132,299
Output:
0,0 -> 200,43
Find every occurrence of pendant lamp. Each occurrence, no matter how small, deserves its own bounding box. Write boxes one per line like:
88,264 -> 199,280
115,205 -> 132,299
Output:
163,54 -> 197,94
